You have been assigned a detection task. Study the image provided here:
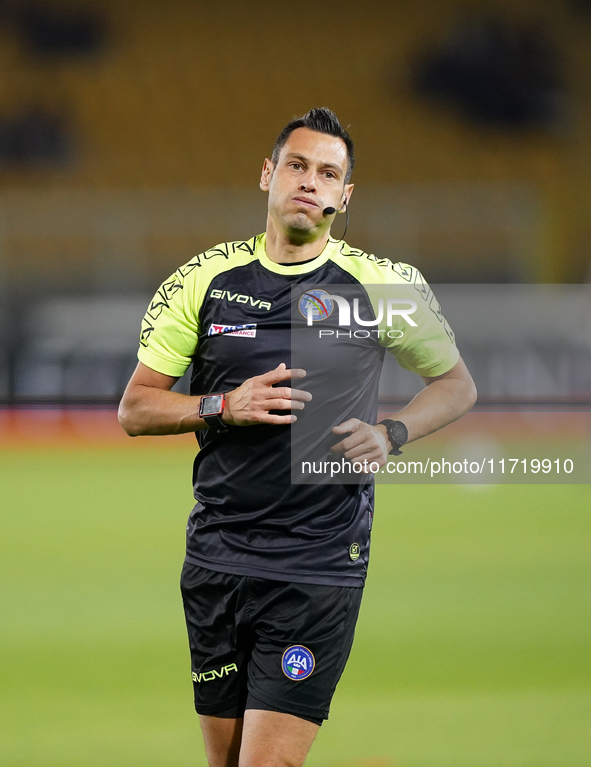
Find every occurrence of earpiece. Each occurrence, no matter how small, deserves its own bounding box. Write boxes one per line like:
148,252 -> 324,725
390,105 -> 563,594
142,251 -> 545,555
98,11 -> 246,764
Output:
322,198 -> 349,241
322,197 -> 347,216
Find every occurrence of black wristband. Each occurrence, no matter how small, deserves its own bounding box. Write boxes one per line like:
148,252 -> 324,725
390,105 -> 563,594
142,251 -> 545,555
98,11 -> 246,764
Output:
203,413 -> 228,431
378,419 -> 408,456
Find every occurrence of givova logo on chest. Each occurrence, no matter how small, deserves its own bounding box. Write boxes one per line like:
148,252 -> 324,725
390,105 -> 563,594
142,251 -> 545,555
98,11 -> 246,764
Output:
210,289 -> 272,311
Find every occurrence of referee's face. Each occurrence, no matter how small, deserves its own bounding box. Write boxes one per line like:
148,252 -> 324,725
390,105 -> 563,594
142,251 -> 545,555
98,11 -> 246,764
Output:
260,127 -> 353,241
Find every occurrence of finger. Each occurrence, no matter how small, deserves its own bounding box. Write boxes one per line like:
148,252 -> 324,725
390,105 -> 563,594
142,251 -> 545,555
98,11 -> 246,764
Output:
343,444 -> 380,461
330,431 -> 366,454
259,366 -> 307,384
264,398 -> 306,411
332,419 -> 361,434
290,387 -> 312,402
330,437 -> 360,453
258,413 -> 298,425
265,386 -> 312,402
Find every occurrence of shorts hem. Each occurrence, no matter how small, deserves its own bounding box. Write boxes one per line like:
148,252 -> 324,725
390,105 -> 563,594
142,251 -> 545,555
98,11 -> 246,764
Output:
194,695 -> 245,717
246,690 -> 328,724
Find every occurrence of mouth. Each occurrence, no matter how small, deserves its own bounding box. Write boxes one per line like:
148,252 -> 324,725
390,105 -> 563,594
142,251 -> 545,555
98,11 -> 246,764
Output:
292,196 -> 319,209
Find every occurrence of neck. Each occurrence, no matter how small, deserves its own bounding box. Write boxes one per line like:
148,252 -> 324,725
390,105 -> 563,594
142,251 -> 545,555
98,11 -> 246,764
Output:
264,214 -> 330,264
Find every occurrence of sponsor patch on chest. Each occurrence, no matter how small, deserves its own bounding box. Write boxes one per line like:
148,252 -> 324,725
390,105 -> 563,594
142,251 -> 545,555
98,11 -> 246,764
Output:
208,323 -> 257,338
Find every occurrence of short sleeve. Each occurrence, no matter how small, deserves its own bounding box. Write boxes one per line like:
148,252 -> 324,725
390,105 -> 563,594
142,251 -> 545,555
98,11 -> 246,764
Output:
137,266 -> 200,378
381,266 -> 460,377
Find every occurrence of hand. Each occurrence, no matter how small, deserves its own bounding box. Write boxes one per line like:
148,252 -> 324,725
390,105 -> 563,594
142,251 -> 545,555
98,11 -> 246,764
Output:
330,419 -> 391,473
223,363 -> 312,426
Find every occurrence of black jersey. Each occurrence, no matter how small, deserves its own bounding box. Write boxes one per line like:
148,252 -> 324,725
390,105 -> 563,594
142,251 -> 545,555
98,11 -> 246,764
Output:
138,233 -> 459,586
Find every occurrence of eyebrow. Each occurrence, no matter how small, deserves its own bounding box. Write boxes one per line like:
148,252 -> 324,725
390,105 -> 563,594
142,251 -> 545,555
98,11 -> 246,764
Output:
285,153 -> 343,175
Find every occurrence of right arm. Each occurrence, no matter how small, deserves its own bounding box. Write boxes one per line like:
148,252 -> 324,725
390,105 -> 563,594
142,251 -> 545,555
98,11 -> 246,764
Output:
118,361 -> 311,437
122,255 -> 310,437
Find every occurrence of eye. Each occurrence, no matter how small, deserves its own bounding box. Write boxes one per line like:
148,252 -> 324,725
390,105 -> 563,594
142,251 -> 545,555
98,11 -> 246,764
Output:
324,171 -> 336,179
290,162 -> 303,171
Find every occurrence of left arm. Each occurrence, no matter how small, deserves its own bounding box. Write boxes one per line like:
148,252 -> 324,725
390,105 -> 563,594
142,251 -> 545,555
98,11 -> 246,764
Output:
331,356 -> 477,469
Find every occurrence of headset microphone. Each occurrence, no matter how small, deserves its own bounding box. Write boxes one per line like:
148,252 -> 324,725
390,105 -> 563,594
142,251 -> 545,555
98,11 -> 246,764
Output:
322,200 -> 349,241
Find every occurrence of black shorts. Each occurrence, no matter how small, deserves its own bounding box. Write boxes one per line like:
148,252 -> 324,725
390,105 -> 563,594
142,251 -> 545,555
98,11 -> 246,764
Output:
180,562 -> 363,726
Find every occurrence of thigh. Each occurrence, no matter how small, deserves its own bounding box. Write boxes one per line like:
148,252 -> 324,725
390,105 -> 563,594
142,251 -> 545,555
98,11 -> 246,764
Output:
199,715 -> 243,767
180,562 -> 251,715
239,709 -> 318,767
247,580 -> 364,723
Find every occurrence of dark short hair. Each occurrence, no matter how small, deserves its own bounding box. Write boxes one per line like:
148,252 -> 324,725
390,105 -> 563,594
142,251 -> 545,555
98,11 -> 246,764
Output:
271,107 -> 355,183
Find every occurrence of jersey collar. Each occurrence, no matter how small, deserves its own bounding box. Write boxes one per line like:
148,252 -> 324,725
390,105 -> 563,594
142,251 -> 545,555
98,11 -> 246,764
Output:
256,233 -> 341,275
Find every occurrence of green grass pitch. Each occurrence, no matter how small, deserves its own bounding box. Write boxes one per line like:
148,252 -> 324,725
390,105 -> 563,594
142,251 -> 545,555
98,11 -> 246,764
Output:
1,445 -> 590,767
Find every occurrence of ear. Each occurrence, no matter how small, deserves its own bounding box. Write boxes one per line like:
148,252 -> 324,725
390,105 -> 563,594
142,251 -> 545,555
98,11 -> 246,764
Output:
260,158 -> 274,191
339,183 -> 354,212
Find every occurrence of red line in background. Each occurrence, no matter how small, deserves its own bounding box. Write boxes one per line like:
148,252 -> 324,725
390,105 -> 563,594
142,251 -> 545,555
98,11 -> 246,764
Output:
0,409 -> 196,448
0,408 -> 588,447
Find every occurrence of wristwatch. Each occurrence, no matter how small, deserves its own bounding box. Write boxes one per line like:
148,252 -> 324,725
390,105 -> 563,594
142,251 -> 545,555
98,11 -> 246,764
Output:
378,419 -> 408,455
199,393 -> 228,431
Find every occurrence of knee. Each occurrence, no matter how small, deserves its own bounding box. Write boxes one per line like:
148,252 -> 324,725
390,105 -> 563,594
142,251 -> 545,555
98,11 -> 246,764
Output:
239,747 -> 305,767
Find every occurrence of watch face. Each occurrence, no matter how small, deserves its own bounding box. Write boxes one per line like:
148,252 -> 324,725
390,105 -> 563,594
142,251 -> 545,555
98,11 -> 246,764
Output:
390,421 -> 408,445
201,394 -> 223,416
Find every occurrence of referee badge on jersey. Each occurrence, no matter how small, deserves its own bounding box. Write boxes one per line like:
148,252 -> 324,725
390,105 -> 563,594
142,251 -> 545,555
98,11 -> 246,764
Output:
282,645 -> 315,681
298,289 -> 334,322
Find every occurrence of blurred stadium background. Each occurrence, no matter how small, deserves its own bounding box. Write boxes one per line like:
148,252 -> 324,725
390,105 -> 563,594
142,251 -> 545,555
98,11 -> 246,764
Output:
0,0 -> 590,765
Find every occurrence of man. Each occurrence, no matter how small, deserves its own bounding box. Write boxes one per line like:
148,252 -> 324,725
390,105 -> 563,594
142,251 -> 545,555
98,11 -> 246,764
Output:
119,108 -> 476,767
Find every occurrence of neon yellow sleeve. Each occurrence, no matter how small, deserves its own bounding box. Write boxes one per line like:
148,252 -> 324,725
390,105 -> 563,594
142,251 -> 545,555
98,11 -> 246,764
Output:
136,238 -> 261,377
137,260 -> 201,378
331,248 -> 460,378
381,264 -> 459,377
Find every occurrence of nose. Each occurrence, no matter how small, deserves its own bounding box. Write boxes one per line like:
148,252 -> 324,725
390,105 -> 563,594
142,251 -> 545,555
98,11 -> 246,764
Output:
298,172 -> 317,194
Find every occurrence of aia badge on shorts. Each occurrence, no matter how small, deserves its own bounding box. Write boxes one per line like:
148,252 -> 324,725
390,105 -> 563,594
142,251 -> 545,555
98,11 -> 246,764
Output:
282,645 -> 315,681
